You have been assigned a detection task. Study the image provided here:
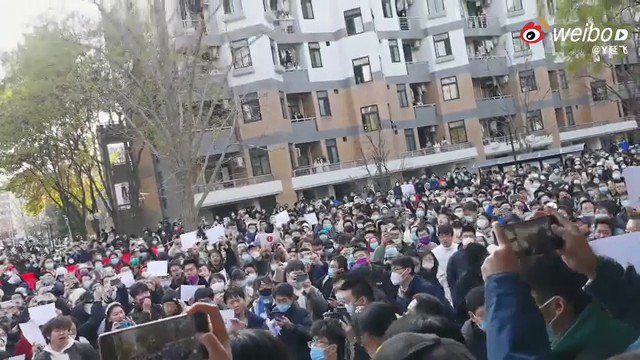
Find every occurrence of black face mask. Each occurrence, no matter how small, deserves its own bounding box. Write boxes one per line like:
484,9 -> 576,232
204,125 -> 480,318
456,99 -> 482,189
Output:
258,289 -> 272,297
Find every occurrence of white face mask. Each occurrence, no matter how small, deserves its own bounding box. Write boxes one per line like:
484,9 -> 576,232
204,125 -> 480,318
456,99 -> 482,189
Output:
390,271 -> 404,286
476,219 -> 489,230
210,282 -> 225,294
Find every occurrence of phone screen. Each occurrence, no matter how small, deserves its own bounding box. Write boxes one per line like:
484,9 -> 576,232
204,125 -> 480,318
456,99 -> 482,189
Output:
501,216 -> 563,258
98,314 -> 201,360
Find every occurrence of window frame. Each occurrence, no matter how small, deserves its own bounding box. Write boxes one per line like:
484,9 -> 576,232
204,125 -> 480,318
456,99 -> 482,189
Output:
591,80 -> 608,101
527,109 -> 544,131
317,90 -> 332,117
404,129 -> 417,151
441,76 -> 460,101
309,42 -> 323,68
519,69 -> 538,92
249,147 -> 272,176
512,31 -> 530,54
559,69 -> 568,89
353,56 -> 373,84
241,92 -> 262,123
448,120 -> 468,144
397,84 -> 409,108
389,39 -> 401,63
564,106 -> 575,126
433,32 -> 452,58
344,8 -> 364,36
301,0 -> 314,19
382,0 -> 393,18
507,0 -> 523,12
231,39 -> 252,69
279,91 -> 288,119
360,105 -> 381,132
427,0 -> 445,15
325,138 -> 340,164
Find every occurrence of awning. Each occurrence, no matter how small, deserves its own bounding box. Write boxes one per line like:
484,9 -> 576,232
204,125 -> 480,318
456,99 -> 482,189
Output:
474,143 -> 585,169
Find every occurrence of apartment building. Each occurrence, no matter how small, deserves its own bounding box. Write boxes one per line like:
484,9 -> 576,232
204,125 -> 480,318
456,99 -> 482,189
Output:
99,0 -> 640,225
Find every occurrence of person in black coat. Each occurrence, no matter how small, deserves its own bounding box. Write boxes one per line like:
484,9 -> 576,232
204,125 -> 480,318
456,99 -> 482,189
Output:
271,283 -> 312,360
461,286 -> 487,360
452,243 -> 488,321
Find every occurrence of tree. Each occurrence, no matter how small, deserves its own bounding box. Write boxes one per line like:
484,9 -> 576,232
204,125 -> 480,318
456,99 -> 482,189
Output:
0,24 -> 116,236
85,0 -> 243,229
555,0 -> 640,118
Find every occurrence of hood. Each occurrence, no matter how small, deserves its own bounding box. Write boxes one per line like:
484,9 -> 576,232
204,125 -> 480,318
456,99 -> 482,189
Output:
552,304 -> 638,358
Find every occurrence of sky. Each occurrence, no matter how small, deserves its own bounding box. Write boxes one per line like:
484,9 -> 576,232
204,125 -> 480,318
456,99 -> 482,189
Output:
0,0 -> 99,77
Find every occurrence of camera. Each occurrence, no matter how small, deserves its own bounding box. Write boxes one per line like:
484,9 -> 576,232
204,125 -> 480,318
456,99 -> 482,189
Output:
323,305 -> 350,323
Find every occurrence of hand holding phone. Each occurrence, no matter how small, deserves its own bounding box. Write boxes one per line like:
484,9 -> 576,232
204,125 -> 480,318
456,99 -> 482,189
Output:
500,215 -> 564,258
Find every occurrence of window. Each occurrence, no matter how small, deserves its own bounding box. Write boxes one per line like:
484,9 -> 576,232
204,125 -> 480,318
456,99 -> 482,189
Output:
361,105 -> 381,132
433,33 -> 452,58
344,9 -> 364,36
249,147 -> 271,176
404,129 -> 417,151
223,0 -> 233,14
326,139 -> 340,164
512,31 -> 530,55
441,76 -> 460,101
308,42 -> 323,68
231,39 -> 252,69
448,121 -> 468,144
279,91 -> 288,118
559,69 -> 568,89
507,0 -> 523,13
527,110 -> 544,131
241,92 -> 261,123
317,91 -> 332,116
565,106 -> 575,126
382,0 -> 393,18
519,69 -> 537,92
591,80 -> 608,101
353,57 -> 372,84
397,84 -> 409,107
427,0 -> 445,15
389,40 -> 401,63
107,143 -> 127,165
301,0 -> 314,19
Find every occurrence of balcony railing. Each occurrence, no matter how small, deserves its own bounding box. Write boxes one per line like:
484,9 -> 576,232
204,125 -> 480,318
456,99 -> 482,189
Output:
466,16 -> 490,29
558,117 -> 637,132
468,55 -> 507,61
483,130 -> 550,145
290,116 -> 316,123
400,142 -> 474,158
274,17 -> 298,33
476,95 -> 513,102
293,160 -> 367,177
193,174 -> 276,194
398,17 -> 421,30
413,103 -> 436,109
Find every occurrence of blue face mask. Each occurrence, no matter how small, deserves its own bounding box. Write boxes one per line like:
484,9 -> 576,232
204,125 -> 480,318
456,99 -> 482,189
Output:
323,224 -> 333,231
327,267 -> 336,278
385,246 -> 399,259
370,242 -> 378,250
310,347 -> 326,360
478,321 -> 486,332
276,303 -> 291,313
411,233 -> 418,242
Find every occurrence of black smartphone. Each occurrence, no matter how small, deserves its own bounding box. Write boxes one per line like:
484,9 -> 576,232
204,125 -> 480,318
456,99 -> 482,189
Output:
98,314 -> 202,360
501,215 -> 564,258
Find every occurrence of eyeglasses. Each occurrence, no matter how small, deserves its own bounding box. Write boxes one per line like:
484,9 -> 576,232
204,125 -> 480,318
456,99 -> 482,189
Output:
307,340 -> 328,348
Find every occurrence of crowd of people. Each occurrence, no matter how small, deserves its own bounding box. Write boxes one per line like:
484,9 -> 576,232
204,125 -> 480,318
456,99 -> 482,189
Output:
0,145 -> 638,360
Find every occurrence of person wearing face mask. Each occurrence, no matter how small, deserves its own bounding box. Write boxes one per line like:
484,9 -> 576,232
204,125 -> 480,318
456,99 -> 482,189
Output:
309,319 -> 346,360
284,260 -> 328,321
431,224 -> 457,305
446,225 -> 478,303
452,243 -> 488,322
183,259 -> 209,286
461,286 -> 487,360
390,256 -> 454,320
418,252 -> 440,287
128,282 -> 164,325
251,276 -> 275,319
271,283 -> 313,360
350,247 -> 397,303
316,256 -> 347,301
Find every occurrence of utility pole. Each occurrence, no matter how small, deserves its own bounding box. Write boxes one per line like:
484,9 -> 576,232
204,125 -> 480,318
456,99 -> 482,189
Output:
508,126 -> 519,170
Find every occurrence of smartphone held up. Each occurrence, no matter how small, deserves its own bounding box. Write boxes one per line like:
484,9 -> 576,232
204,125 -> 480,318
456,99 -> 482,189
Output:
500,215 -> 564,258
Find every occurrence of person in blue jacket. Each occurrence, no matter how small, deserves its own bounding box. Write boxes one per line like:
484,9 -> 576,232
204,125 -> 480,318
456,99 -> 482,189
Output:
482,215 -> 640,360
390,256 -> 455,320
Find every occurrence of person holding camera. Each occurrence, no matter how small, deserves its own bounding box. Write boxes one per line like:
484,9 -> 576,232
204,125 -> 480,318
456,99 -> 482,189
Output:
271,283 -> 313,360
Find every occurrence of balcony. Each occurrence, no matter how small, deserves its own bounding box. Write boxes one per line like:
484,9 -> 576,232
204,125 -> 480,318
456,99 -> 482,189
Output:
397,17 -> 424,37
611,81 -> 640,100
198,127 -> 241,156
484,130 -> 553,156
414,104 -> 439,127
291,143 -> 478,190
194,174 -> 283,208
405,61 -> 432,82
282,69 -> 310,92
464,16 -> 502,37
559,117 -> 639,143
475,95 -> 517,118
290,117 -> 319,143
468,56 -> 509,77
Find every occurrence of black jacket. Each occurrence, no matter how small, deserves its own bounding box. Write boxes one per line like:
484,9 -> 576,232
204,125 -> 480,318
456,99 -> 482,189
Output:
272,304 -> 312,360
351,265 -> 397,303
446,246 -> 469,301
130,303 -> 164,325
461,319 -> 487,360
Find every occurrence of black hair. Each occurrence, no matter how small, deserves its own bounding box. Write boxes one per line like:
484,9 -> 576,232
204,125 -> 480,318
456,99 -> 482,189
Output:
352,246 -> 369,256
383,314 -> 465,344
273,283 -> 295,299
438,224 -> 453,236
353,302 -> 398,338
390,256 -> 416,275
465,286 -> 485,313
129,281 -> 150,298
210,273 -> 226,283
409,293 -> 445,317
460,225 -> 475,234
594,217 -> 615,231
284,259 -> 305,278
339,274 -> 375,303
311,319 -> 347,360
464,243 -> 489,270
462,202 -> 477,212
42,316 -> 74,342
168,260 -> 182,269
223,287 -> 246,304
521,255 -> 591,315
331,255 -> 348,271
230,329 -> 292,360
183,258 -> 198,269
